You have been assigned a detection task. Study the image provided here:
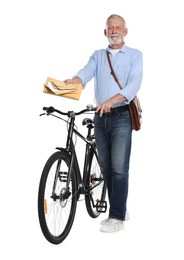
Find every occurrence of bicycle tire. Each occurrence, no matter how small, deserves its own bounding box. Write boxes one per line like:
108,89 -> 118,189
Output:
84,144 -> 106,218
38,151 -> 77,244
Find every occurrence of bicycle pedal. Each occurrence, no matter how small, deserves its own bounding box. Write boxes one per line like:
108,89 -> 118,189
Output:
96,200 -> 107,213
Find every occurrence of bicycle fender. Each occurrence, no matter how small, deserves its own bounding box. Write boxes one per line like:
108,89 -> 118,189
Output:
55,147 -> 70,156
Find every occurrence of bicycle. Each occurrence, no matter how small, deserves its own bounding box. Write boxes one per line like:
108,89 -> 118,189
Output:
38,105 -> 107,244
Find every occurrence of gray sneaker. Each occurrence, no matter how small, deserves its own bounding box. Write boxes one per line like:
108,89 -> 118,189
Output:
100,212 -> 129,225
100,218 -> 124,233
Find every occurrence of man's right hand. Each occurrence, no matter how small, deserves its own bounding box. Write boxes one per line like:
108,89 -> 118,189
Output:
64,77 -> 82,85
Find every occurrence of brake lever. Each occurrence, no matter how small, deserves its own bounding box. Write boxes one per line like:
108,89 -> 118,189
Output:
39,112 -> 46,116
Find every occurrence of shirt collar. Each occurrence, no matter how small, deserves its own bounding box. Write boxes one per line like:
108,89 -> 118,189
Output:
119,44 -> 127,53
107,44 -> 127,54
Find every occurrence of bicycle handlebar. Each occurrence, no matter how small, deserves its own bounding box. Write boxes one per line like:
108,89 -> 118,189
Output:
42,105 -> 97,117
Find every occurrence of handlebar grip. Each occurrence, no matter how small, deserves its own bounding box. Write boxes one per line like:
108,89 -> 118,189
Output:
43,106 -> 55,114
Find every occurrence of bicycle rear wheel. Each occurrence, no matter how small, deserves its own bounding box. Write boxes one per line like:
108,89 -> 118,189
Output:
38,151 -> 77,244
84,145 -> 106,218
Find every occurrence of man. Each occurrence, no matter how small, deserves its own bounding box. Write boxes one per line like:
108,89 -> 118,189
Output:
65,14 -> 143,232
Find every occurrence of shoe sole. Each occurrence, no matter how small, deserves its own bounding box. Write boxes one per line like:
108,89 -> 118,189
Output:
100,225 -> 124,233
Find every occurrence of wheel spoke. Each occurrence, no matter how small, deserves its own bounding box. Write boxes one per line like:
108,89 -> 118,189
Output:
85,148 -> 106,218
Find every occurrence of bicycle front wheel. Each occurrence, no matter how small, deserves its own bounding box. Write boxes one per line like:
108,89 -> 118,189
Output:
84,145 -> 106,218
38,151 -> 77,244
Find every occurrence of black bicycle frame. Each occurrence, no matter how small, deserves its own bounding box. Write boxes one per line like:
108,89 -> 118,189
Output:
57,115 -> 96,195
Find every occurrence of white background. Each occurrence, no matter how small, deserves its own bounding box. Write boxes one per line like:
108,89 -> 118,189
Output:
1,0 -> 184,259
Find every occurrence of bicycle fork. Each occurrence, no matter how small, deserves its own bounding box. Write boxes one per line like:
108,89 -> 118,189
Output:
50,154 -> 72,202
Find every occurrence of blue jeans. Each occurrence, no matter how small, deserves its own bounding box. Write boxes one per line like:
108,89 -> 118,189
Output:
94,109 -> 132,220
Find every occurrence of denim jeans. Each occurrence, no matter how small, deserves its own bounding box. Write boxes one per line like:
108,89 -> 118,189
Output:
94,109 -> 132,220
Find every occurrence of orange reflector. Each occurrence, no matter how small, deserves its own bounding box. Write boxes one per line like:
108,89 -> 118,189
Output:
44,199 -> 47,214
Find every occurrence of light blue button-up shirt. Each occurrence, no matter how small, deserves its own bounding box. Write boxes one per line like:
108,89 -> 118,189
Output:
75,45 -> 143,107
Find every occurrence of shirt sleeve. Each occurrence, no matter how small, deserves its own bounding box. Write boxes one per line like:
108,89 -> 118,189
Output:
73,52 -> 97,88
118,50 -> 143,102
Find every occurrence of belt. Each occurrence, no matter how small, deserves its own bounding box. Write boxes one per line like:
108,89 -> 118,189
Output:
96,105 -> 129,116
110,105 -> 129,115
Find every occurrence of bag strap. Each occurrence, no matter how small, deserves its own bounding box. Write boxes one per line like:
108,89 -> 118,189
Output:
106,51 -> 123,90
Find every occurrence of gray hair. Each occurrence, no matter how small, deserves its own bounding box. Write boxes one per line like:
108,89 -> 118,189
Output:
106,14 -> 126,27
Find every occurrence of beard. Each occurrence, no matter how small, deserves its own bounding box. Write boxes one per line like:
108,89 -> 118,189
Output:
108,34 -> 124,45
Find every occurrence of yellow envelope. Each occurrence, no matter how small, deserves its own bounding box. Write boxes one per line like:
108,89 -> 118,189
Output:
43,77 -> 82,100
